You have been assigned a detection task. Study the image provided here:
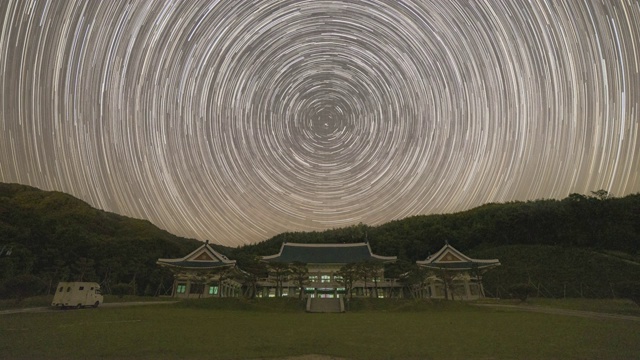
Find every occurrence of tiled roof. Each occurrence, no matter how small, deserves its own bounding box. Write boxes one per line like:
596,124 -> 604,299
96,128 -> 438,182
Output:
416,244 -> 500,270
156,259 -> 232,269
157,241 -> 236,270
417,261 -> 500,270
262,242 -> 396,264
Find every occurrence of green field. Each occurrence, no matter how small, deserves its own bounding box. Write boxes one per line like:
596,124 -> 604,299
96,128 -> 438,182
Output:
1,299 -> 639,359
0,295 -> 177,311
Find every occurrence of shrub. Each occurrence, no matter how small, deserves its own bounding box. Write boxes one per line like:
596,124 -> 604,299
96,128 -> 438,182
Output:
509,283 -> 535,302
0,274 -> 45,302
615,281 -> 640,306
111,283 -> 132,298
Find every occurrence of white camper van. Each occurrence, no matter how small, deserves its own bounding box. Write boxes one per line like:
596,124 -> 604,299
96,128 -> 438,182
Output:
51,282 -> 103,309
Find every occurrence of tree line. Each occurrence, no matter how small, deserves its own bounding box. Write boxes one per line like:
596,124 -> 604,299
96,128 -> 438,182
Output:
1,182 -> 638,302
235,190 -> 640,261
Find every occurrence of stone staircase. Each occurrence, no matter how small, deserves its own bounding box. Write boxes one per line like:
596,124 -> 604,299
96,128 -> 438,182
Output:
306,297 -> 344,313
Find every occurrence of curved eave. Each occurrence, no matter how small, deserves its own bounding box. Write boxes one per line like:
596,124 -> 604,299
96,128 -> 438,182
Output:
370,254 -> 397,263
262,258 -> 394,264
416,258 -> 499,265
261,242 -> 396,264
156,260 -> 235,270
417,261 -> 501,270
262,254 -> 396,264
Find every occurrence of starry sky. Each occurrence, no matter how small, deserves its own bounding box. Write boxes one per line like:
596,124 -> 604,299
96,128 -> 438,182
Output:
1,1 -> 639,247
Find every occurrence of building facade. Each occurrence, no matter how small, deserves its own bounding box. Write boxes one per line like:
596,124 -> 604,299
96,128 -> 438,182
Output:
415,243 -> 500,300
157,241 -> 500,301
260,242 -> 399,298
156,241 -> 244,298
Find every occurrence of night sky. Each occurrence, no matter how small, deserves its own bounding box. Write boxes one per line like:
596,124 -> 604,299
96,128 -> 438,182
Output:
1,1 -> 639,246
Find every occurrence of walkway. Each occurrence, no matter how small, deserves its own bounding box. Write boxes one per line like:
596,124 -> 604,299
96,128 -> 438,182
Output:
473,303 -> 640,322
0,301 -> 177,315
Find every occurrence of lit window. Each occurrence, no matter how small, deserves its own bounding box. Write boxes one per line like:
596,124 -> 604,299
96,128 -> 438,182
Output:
334,276 -> 343,282
321,275 -> 331,283
308,276 -> 318,282
176,284 -> 187,294
209,286 -> 218,295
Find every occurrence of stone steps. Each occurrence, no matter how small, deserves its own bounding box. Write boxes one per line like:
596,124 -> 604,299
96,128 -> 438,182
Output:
306,297 -> 344,313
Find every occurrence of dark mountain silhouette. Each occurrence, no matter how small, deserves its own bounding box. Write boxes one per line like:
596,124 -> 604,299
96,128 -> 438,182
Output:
1,182 -> 638,299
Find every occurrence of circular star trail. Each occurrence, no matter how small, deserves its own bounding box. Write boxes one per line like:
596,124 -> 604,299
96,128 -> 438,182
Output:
1,1 -> 639,246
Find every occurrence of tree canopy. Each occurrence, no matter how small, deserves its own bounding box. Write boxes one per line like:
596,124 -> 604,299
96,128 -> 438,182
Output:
1,182 -> 639,300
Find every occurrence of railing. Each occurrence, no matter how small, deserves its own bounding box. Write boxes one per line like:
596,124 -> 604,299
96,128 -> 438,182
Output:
256,277 -> 404,290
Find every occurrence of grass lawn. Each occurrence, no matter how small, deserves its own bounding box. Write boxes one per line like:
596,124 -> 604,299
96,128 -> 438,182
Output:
522,297 -> 640,316
1,299 -> 639,359
0,295 -> 176,311
473,297 -> 640,317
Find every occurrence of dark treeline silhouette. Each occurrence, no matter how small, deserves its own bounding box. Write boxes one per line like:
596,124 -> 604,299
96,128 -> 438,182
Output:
0,183 -> 204,297
1,182 -> 639,300
234,190 -> 640,299
235,191 -> 640,260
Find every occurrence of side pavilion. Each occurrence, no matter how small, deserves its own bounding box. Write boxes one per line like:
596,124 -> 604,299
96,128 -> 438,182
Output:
416,243 -> 500,300
157,241 -> 244,298
261,242 -> 399,298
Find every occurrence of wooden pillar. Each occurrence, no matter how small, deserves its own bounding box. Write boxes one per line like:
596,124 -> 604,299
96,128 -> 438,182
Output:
463,277 -> 471,300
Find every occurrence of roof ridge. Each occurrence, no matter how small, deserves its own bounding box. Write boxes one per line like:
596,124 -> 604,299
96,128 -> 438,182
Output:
283,242 -> 369,248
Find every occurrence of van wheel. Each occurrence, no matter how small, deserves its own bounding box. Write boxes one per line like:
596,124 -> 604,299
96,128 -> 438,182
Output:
93,301 -> 100,308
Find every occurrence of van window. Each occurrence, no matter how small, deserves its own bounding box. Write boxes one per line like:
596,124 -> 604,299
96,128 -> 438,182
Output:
79,286 -> 84,290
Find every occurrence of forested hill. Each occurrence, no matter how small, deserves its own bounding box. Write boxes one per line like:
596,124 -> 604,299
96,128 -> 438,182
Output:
0,182 -> 208,295
235,191 -> 640,299
238,191 -> 640,261
1,181 -> 639,299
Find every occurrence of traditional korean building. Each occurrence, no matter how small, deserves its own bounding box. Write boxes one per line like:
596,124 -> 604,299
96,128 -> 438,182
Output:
157,241 -> 243,298
416,243 -> 500,300
261,242 -> 399,298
